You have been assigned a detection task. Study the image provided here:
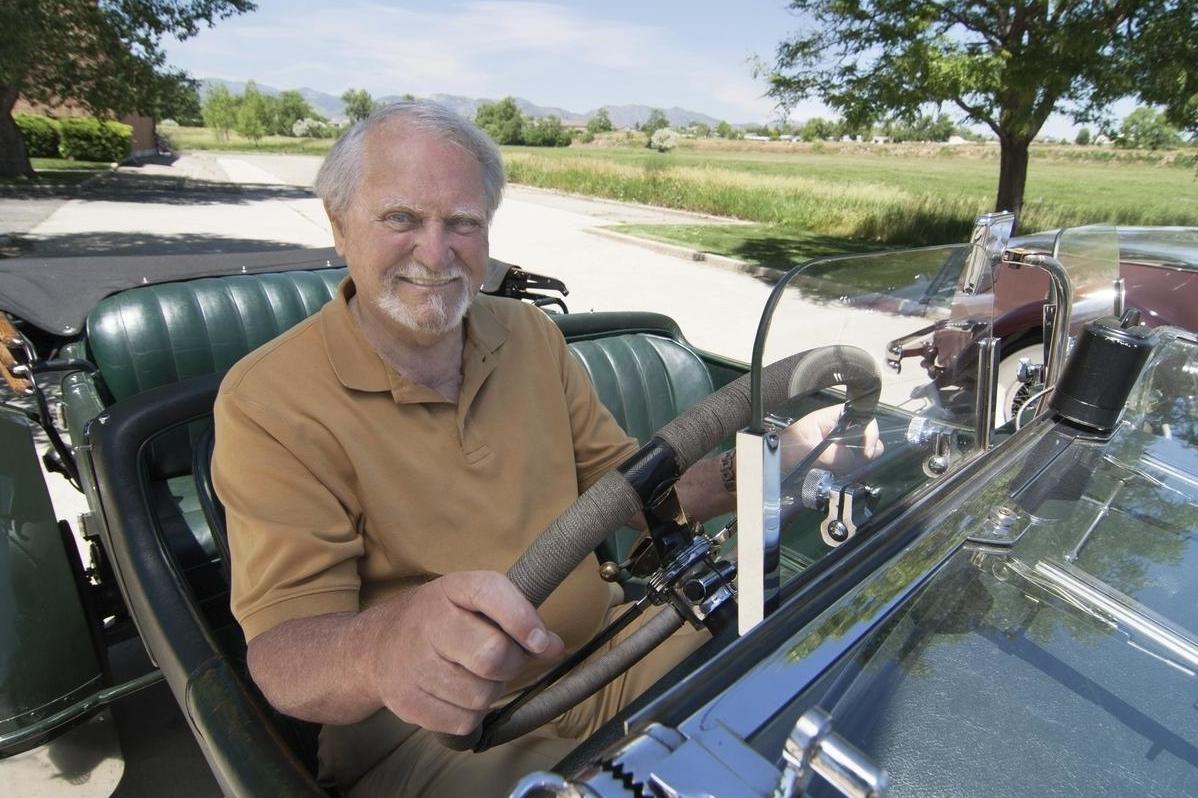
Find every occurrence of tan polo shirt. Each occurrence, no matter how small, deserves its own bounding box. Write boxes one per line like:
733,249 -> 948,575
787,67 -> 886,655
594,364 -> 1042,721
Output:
213,280 -> 637,649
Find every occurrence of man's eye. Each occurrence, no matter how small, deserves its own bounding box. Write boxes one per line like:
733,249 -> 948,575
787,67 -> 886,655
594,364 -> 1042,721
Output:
385,212 -> 416,226
450,217 -> 482,233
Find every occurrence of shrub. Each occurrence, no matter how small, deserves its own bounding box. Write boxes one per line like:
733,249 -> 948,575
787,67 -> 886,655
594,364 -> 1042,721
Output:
58,117 -> 132,162
14,113 -> 61,157
649,128 -> 678,152
292,117 -> 338,138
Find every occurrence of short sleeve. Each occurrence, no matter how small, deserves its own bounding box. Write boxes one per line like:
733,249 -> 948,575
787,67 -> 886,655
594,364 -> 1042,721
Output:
213,386 -> 364,640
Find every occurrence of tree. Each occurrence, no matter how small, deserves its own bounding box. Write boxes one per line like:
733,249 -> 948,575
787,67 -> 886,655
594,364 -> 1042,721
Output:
341,88 -> 378,124
272,90 -> 317,136
715,120 -> 737,139
1075,127 -> 1092,146
586,108 -> 614,134
524,115 -> 571,147
202,83 -> 240,142
643,108 -> 670,135
1117,107 -> 1184,149
0,0 -> 254,178
475,97 -> 525,145
760,0 -> 1198,226
799,117 -> 836,141
234,80 -> 269,144
155,79 -> 203,126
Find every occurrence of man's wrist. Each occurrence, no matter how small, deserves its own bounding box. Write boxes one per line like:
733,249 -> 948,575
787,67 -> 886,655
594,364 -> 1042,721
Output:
719,449 -> 736,494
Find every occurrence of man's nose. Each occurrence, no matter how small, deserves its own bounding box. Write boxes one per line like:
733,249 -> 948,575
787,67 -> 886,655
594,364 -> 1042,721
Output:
413,220 -> 454,269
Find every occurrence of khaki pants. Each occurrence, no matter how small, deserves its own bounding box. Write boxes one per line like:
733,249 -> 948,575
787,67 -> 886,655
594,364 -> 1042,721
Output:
318,607 -> 709,798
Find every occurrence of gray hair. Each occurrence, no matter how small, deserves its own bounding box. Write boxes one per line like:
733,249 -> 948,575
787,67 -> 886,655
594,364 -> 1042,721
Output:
314,100 -> 506,222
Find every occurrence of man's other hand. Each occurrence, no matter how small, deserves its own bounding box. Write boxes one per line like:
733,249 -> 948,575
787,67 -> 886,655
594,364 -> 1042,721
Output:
781,403 -> 884,473
364,571 -> 565,735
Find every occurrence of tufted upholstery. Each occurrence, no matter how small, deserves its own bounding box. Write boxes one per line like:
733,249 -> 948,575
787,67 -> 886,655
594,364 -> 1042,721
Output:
571,335 -> 714,447
85,269 -> 346,403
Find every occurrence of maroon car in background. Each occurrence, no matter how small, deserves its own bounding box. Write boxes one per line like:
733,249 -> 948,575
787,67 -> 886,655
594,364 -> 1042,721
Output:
885,226 -> 1198,423
993,227 -> 1198,422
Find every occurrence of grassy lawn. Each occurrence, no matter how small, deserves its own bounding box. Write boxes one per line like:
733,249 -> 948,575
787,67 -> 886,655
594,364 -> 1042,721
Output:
164,125 -> 335,154
502,140 -> 1198,248
0,158 -> 112,186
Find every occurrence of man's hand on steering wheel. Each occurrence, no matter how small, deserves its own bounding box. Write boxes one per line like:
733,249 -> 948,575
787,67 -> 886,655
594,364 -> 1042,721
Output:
363,571 -> 564,735
779,403 -> 884,474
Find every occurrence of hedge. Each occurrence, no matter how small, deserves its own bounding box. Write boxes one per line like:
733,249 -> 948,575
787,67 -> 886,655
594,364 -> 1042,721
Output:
57,117 -> 132,162
14,113 -> 61,157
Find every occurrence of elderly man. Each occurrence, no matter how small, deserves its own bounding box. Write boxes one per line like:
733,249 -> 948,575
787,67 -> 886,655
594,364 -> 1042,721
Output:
214,101 -> 872,797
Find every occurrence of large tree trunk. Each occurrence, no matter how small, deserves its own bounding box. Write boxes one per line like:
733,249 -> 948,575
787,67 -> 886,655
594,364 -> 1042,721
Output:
0,84 -> 34,179
995,133 -> 1031,231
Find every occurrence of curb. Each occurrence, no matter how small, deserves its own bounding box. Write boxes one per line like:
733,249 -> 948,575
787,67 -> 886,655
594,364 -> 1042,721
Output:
584,227 -> 784,283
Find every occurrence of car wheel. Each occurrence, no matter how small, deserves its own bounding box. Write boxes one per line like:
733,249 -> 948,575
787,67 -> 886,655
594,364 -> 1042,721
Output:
996,342 -> 1043,426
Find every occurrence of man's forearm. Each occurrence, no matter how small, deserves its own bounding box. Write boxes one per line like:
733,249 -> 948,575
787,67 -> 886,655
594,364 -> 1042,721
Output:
675,449 -> 737,522
246,601 -> 396,725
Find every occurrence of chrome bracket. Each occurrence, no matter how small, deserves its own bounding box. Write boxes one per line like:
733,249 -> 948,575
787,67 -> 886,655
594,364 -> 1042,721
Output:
778,707 -> 889,798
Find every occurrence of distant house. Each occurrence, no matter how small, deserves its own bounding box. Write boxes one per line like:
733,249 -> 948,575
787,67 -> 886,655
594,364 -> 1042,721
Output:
744,134 -> 770,142
945,135 -> 969,145
15,97 -> 157,160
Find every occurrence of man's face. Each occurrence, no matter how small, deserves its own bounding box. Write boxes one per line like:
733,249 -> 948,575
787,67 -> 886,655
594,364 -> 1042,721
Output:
330,122 -> 490,343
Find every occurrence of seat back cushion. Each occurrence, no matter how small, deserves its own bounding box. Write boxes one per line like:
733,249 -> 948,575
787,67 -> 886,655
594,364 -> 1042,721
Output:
570,334 -> 714,446
570,334 -> 716,564
86,269 -> 346,403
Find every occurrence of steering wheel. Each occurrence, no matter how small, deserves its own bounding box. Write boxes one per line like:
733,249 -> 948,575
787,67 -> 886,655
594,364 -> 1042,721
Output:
442,345 -> 881,751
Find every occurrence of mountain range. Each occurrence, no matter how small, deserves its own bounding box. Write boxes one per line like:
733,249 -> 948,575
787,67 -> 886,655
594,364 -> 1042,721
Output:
200,79 -> 734,129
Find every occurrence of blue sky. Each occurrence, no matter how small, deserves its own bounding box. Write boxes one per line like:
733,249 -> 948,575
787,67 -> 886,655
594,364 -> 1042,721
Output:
165,0 -> 1100,136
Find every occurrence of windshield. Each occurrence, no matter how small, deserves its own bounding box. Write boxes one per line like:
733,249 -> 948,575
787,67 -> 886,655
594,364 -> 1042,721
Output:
738,329 -> 1198,796
734,217 -> 1005,631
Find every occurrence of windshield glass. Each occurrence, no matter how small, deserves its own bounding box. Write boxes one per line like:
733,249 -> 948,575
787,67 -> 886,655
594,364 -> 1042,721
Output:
733,232 -> 1000,627
743,329 -> 1198,796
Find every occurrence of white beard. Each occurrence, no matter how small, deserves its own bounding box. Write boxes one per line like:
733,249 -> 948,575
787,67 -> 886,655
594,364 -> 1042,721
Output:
377,262 -> 476,335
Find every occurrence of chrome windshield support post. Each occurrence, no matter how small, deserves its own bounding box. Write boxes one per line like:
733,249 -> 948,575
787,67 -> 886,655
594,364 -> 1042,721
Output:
1003,249 -> 1074,416
736,427 -> 782,635
974,336 -> 1000,447
779,707 -> 890,798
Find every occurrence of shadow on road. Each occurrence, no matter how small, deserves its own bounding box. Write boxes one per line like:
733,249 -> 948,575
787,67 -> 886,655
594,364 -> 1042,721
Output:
77,172 -> 312,205
732,234 -> 884,286
11,232 -> 322,258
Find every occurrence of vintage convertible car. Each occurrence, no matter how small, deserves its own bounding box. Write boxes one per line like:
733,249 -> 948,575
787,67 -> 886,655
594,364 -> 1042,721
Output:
2,218 -> 1196,797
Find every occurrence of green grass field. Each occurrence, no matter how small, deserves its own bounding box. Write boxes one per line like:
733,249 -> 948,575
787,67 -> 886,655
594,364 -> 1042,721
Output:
163,125 -> 336,154
0,158 -> 112,187
502,139 -> 1198,258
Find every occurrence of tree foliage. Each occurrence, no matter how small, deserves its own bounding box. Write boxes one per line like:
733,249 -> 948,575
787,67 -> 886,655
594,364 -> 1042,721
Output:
234,80 -> 268,143
586,107 -> 614,134
0,0 -> 255,177
1117,107 -> 1183,149
715,120 -> 738,139
201,83 -> 239,141
761,0 -> 1198,225
341,88 -> 379,124
1075,127 -> 1092,146
475,97 -> 525,145
643,108 -> 670,135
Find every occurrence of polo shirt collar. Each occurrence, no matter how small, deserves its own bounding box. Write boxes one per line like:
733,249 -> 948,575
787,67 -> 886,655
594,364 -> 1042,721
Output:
320,277 -> 509,397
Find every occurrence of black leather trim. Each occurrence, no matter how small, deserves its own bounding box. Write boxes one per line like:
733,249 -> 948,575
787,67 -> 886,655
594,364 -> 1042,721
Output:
88,373 -> 325,796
